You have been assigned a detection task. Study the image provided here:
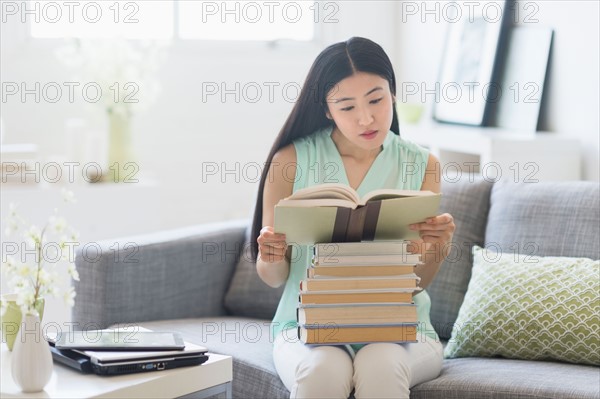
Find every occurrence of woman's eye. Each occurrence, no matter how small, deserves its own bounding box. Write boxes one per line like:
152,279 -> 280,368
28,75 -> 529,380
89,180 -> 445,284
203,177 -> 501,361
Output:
340,98 -> 383,112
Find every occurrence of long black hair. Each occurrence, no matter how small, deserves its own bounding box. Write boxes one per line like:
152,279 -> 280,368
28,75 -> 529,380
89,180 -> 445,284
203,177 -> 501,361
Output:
250,37 -> 400,261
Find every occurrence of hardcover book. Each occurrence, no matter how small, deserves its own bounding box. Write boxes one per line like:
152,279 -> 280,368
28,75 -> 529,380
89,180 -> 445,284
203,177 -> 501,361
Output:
297,303 -> 418,325
307,264 -> 415,278
300,274 -> 420,292
313,241 -> 411,256
274,183 -> 441,244
298,323 -> 419,345
299,288 -> 419,305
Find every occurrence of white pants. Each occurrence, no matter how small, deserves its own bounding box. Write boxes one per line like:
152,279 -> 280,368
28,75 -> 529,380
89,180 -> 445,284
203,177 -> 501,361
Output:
273,330 -> 443,399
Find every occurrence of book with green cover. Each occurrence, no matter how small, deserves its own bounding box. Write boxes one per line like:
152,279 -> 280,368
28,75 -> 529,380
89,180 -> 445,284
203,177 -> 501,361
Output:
274,183 -> 442,245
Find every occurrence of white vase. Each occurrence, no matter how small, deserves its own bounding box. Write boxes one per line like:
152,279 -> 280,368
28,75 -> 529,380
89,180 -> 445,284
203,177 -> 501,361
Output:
105,111 -> 135,183
11,313 -> 53,393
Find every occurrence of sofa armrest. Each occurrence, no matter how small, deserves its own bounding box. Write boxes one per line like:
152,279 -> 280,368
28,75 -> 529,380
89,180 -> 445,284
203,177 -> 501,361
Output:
72,219 -> 248,330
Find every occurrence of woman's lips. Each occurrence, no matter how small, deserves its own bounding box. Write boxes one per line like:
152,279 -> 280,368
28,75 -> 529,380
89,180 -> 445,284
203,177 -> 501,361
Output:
360,130 -> 378,140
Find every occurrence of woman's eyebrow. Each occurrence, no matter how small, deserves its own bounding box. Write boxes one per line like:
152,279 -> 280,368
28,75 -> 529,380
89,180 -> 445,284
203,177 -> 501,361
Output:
331,86 -> 383,103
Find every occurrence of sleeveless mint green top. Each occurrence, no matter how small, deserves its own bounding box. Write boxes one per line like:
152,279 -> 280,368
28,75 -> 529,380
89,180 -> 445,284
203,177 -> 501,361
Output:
271,126 -> 439,349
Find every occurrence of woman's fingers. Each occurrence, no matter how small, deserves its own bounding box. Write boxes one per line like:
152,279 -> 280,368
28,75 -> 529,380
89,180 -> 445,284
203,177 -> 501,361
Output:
259,243 -> 287,260
257,228 -> 286,244
258,226 -> 288,263
410,214 -> 454,231
262,241 -> 287,249
409,213 -> 455,247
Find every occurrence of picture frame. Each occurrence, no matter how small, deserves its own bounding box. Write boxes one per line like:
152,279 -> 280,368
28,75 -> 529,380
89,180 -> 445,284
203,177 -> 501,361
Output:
488,26 -> 554,134
433,0 -> 510,126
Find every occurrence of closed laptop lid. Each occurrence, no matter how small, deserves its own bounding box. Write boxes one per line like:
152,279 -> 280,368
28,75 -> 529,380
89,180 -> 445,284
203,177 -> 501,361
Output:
84,341 -> 208,364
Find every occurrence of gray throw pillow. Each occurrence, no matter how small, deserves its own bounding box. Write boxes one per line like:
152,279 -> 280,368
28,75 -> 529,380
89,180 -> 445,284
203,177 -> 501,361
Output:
485,180 -> 600,260
426,177 -> 494,340
224,227 -> 284,319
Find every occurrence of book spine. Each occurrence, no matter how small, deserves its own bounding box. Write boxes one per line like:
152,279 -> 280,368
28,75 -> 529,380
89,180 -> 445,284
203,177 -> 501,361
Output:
332,207 -> 351,243
346,206 -> 369,242
362,200 -> 382,241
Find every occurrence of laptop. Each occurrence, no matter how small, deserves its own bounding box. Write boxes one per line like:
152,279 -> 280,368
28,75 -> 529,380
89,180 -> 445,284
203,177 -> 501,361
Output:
47,333 -> 209,376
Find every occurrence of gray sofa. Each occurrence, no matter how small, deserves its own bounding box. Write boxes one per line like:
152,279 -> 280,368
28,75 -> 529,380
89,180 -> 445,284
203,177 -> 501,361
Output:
73,178 -> 600,398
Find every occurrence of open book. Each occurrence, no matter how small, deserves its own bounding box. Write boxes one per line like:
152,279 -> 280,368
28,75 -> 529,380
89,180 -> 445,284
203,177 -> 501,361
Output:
275,183 -> 441,244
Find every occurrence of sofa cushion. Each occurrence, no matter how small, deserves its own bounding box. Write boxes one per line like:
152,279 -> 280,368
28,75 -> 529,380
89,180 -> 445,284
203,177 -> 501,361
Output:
223,227 -> 285,319
137,317 -> 600,399
485,181 -> 600,259
444,245 -> 599,366
426,177 -> 494,340
412,357 -> 600,399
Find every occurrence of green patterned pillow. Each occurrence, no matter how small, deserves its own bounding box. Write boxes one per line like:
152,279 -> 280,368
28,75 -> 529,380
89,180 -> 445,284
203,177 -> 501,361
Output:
444,245 -> 600,366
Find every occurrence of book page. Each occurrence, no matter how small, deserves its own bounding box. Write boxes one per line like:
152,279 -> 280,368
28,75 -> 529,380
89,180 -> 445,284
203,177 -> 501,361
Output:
286,183 -> 360,203
277,198 -> 357,209
360,189 -> 437,204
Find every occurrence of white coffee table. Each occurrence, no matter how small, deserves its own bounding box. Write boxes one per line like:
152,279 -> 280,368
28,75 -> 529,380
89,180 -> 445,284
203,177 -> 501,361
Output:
0,344 -> 232,398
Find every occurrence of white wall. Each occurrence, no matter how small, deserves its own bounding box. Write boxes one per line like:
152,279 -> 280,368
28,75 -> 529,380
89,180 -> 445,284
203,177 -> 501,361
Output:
0,1 -> 397,327
395,0 -> 600,180
1,1 -> 399,235
3,1 -> 598,239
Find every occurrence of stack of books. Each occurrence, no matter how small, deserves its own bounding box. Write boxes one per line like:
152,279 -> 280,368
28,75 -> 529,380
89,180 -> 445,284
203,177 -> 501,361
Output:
297,241 -> 422,345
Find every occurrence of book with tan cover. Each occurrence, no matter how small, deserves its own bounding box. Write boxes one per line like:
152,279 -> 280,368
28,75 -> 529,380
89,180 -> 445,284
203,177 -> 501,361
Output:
299,289 -> 418,305
298,323 -> 418,345
274,183 -> 441,245
308,265 -> 415,278
297,303 -> 418,325
300,274 -> 420,291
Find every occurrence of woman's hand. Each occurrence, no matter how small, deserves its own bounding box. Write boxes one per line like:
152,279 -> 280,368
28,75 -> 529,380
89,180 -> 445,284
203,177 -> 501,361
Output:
257,226 -> 288,263
409,213 -> 455,258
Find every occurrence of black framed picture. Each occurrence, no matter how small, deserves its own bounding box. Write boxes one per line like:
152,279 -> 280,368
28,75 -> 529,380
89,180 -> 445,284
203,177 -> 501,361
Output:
490,26 -> 553,133
433,0 -> 510,126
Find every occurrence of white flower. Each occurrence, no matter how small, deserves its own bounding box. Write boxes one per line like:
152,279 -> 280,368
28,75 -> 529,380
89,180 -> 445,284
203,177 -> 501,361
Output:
43,285 -> 60,298
4,219 -> 19,236
15,290 -> 36,316
24,225 -> 42,246
4,203 -> 24,236
1,190 -> 79,316
63,228 -> 80,243
49,215 -> 67,234
61,188 -> 77,204
67,263 -> 80,282
1,256 -> 17,275
8,275 -> 29,291
63,287 -> 76,307
16,263 -> 34,278
59,239 -> 76,262
36,268 -> 52,286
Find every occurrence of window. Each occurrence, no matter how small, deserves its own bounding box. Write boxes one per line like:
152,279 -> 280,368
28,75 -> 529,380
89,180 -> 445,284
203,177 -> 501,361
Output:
27,0 -> 315,41
29,1 -> 174,39
178,1 -> 314,41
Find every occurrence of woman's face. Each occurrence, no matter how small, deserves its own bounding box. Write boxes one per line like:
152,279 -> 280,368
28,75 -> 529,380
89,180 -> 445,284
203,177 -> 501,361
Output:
325,72 -> 394,151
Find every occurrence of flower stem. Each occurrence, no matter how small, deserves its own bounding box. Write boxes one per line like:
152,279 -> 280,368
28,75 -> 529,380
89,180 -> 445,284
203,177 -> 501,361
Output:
32,225 -> 47,314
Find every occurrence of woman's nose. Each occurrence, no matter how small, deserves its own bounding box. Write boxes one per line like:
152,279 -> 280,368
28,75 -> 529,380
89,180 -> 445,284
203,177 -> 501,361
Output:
358,107 -> 374,126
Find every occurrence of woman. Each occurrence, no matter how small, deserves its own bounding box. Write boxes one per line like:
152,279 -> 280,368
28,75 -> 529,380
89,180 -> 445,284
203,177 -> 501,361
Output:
251,37 -> 455,398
